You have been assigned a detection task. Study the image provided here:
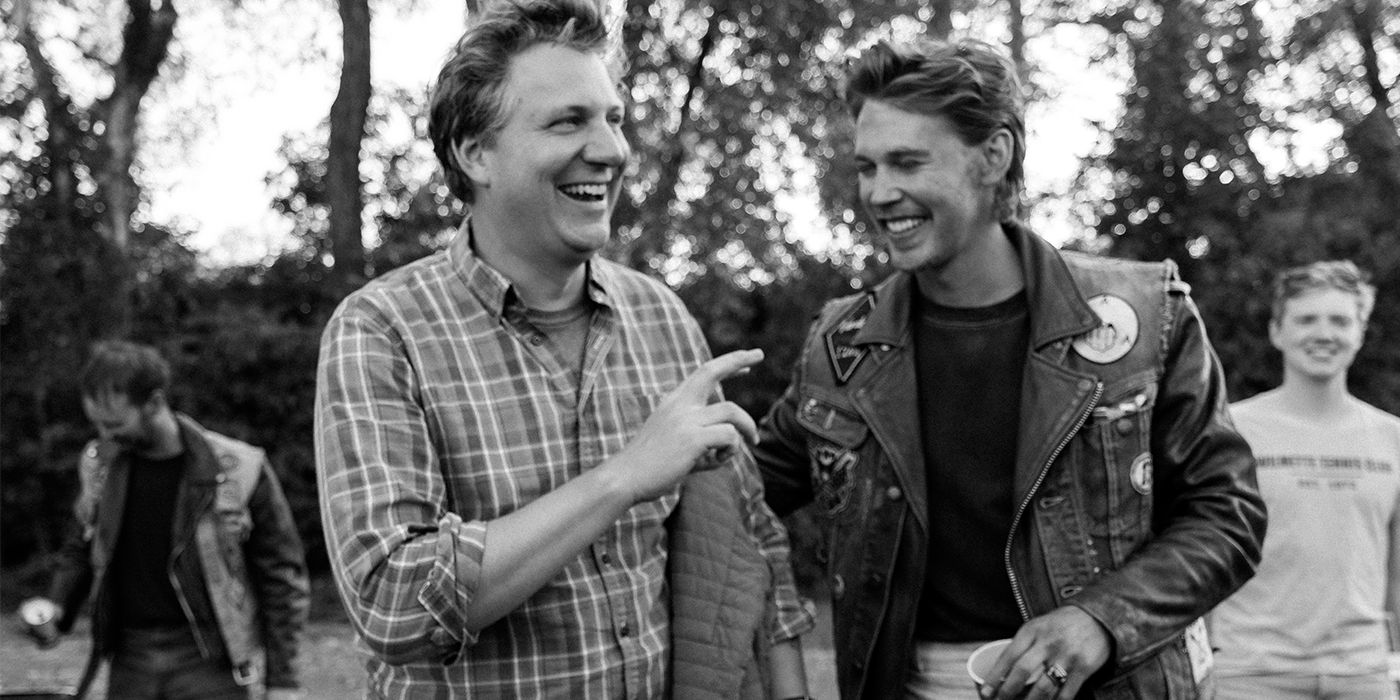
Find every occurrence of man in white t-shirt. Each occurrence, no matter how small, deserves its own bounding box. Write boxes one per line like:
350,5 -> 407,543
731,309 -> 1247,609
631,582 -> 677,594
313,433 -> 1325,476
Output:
1213,260 -> 1400,700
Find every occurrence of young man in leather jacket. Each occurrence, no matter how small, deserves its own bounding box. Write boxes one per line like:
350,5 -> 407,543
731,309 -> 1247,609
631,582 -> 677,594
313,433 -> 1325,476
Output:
754,38 -> 1267,700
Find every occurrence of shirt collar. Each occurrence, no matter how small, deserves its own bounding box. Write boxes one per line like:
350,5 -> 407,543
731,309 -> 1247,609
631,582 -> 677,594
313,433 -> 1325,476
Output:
448,219 -> 616,320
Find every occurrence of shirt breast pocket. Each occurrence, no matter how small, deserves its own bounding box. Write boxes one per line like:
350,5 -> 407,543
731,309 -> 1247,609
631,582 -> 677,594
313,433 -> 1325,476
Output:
1075,380 -> 1157,565
795,395 -> 869,518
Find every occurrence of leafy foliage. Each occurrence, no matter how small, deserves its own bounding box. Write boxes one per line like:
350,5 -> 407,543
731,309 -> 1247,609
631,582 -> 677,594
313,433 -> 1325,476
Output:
6,0 -> 1400,599
1073,0 -> 1400,409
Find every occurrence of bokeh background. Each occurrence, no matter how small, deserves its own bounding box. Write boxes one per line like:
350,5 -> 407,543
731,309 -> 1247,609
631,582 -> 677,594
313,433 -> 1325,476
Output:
2,0 -> 1398,693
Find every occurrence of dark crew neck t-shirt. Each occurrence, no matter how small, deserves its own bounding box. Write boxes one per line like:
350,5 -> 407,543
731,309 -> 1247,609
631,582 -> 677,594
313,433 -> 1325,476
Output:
912,290 -> 1029,642
111,450 -> 190,631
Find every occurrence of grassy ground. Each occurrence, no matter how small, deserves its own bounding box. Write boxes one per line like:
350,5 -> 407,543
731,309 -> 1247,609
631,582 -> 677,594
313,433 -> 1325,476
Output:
0,577 -> 837,697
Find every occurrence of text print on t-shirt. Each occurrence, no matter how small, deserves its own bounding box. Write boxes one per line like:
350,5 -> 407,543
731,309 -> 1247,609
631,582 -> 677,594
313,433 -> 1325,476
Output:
1255,454 -> 1394,491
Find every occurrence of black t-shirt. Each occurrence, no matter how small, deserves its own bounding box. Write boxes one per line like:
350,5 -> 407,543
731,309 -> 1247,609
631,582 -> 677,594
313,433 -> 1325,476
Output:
111,450 -> 189,631
913,290 -> 1029,642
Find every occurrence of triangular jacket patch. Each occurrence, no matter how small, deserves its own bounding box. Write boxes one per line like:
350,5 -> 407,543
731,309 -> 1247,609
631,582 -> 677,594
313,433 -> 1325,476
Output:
824,295 -> 875,385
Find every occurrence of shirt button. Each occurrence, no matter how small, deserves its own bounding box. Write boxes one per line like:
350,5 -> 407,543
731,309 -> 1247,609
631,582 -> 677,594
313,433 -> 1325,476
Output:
530,334 -> 545,346
832,574 -> 846,600
619,622 -> 631,637
885,486 -> 903,501
1115,418 -> 1134,434
1038,495 -> 1065,508
600,551 -> 611,566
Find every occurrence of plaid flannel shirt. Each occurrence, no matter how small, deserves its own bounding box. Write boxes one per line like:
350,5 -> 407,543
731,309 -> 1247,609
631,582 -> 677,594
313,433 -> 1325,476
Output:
314,234 -> 813,698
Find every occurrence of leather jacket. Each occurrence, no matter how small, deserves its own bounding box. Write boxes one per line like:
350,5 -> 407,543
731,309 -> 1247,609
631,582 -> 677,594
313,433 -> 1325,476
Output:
755,222 -> 1267,699
48,413 -> 310,692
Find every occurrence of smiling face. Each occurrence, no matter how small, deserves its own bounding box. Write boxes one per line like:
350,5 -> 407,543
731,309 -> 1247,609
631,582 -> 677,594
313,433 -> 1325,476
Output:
459,43 -> 629,273
853,100 -> 1004,274
1270,287 -> 1366,385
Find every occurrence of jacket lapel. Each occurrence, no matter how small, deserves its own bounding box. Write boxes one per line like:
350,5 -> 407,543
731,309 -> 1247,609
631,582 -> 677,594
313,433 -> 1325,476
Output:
171,415 -> 218,552
1006,223 -> 1102,504
93,444 -> 128,569
847,274 -> 929,534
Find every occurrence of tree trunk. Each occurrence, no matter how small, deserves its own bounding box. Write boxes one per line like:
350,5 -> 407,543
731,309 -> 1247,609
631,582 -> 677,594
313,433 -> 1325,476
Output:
926,0 -> 954,39
1347,0 -> 1393,113
1007,0 -> 1027,82
94,0 -> 178,253
1343,0 -> 1400,212
327,0 -> 372,292
13,0 -> 79,227
623,0 -> 717,270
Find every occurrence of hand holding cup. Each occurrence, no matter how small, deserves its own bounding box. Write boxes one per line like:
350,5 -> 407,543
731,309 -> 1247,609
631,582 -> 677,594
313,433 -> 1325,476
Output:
19,597 -> 61,649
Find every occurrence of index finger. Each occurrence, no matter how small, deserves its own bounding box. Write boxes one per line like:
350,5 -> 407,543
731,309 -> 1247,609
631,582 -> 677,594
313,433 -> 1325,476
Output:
676,349 -> 764,401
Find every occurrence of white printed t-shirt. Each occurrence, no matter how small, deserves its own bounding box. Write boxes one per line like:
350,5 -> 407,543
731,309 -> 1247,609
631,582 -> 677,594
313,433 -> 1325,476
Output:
1212,394 -> 1400,676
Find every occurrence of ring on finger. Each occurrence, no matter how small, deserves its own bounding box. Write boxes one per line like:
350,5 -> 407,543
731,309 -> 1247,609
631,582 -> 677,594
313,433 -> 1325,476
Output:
1043,662 -> 1068,687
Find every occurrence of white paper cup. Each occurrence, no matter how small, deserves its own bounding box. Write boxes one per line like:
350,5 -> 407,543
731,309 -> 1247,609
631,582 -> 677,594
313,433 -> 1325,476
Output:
20,600 -> 59,649
967,638 -> 1013,688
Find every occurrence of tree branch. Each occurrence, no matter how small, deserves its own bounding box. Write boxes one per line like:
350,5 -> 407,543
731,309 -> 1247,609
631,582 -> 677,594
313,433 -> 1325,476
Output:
625,5 -> 718,269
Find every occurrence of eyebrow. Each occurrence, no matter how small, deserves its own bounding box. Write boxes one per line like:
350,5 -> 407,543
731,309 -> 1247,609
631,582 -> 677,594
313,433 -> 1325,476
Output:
855,147 -> 930,161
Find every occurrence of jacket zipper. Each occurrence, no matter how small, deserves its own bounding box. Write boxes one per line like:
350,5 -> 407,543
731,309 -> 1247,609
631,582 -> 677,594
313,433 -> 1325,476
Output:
1004,381 -> 1102,621
169,497 -> 214,659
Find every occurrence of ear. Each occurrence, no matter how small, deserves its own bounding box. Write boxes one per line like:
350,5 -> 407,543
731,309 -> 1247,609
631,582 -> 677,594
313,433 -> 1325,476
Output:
1267,320 -> 1283,353
978,128 -> 1014,187
452,135 -> 491,188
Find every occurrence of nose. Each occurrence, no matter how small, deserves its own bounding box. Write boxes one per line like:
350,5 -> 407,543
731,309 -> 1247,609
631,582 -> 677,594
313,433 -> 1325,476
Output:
584,120 -> 629,170
861,168 -> 902,209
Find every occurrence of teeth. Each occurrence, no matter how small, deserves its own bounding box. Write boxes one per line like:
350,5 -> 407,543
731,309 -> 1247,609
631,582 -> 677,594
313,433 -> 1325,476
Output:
884,217 -> 927,233
559,183 -> 608,200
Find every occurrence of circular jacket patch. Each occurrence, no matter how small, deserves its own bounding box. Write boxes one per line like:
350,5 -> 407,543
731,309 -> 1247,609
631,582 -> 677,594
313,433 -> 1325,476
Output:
1130,453 -> 1153,495
1072,295 -> 1139,364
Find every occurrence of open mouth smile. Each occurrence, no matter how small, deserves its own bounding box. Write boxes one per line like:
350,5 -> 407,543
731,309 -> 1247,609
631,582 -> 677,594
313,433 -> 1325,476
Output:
882,216 -> 929,234
559,183 -> 610,202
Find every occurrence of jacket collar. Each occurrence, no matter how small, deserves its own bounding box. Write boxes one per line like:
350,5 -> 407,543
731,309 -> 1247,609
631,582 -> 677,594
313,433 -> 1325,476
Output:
1005,221 -> 1101,349
852,221 -> 1100,349
93,412 -> 217,553
174,413 -> 221,484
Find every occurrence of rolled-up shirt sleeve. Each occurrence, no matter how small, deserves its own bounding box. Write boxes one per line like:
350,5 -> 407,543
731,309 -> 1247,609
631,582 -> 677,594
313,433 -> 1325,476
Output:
315,299 -> 487,664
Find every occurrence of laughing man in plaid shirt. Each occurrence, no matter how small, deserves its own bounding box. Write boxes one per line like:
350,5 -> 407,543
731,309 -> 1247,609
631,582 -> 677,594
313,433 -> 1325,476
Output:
313,1 -> 814,697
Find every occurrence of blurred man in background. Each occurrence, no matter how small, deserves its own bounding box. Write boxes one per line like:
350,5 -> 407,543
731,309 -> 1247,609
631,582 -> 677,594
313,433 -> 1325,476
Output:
21,339 -> 308,699
1212,261 -> 1400,700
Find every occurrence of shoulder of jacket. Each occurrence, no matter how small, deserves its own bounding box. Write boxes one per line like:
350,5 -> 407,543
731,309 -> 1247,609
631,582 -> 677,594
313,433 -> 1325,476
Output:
77,439 -> 109,486
196,428 -> 267,501
1060,251 -> 1191,296
814,288 -> 876,328
79,439 -> 102,468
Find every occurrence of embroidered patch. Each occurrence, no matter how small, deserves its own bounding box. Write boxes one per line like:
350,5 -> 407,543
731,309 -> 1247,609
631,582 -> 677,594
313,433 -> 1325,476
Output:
824,296 -> 875,385
1072,294 -> 1139,364
1129,452 -> 1153,495
810,442 -> 858,514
